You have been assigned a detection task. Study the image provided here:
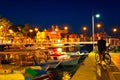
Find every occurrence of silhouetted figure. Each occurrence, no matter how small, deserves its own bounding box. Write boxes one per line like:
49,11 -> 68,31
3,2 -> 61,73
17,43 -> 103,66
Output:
97,37 -> 106,64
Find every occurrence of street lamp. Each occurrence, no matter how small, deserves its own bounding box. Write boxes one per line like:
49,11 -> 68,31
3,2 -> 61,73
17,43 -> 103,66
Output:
82,26 -> 88,41
82,26 -> 88,35
96,23 -> 102,33
64,26 -> 68,30
96,23 -> 101,29
112,28 -> 118,33
112,27 -> 118,37
9,29 -> 14,34
92,14 -> 100,51
29,29 -> 33,38
34,27 -> 38,32
64,26 -> 68,33
29,29 -> 33,33
82,26 -> 87,32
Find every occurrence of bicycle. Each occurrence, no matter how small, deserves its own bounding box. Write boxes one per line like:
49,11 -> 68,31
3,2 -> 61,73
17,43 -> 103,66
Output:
95,47 -> 111,65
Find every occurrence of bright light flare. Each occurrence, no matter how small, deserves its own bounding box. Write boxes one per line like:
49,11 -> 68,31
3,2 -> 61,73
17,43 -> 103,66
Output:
29,29 -> 33,33
95,14 -> 100,18
96,24 -> 101,28
83,26 -> 87,31
64,26 -> 68,30
113,28 -> 118,33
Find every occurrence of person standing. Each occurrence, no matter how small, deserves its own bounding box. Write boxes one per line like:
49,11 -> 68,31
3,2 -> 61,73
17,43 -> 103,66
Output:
97,37 -> 106,64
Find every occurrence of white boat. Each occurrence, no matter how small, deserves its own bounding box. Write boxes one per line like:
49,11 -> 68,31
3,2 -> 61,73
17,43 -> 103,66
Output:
49,53 -> 81,66
60,56 -> 80,66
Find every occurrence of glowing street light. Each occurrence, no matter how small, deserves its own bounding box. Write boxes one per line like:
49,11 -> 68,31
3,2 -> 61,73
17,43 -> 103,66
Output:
55,28 -> 58,31
92,13 -> 100,51
96,23 -> 101,29
29,29 -> 33,33
112,28 -> 118,33
64,26 -> 68,34
82,26 -> 87,31
29,29 -> 33,38
34,28 -> 38,32
64,26 -> 68,30
96,23 -> 102,33
0,25 -> 3,28
95,14 -> 100,18
9,29 -> 14,33
112,27 -> 118,37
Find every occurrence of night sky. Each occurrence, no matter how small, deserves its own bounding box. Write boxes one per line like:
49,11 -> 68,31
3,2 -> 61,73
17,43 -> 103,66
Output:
0,0 -> 120,35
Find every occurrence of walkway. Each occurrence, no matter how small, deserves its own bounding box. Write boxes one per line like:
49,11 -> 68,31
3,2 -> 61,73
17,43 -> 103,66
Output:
71,52 -> 96,80
71,52 -> 120,80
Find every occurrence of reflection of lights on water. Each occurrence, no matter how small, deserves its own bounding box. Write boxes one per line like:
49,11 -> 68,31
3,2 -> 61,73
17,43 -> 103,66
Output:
96,65 -> 101,77
62,72 -> 71,80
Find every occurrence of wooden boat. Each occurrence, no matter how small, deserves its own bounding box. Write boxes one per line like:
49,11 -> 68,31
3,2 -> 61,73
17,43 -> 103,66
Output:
59,50 -> 89,66
0,65 -> 55,80
35,61 -> 61,69
24,60 -> 61,80
0,61 -> 59,80
0,49 -> 61,80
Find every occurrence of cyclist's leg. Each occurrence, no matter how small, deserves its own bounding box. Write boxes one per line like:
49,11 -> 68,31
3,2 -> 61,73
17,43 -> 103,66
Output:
100,54 -> 103,64
101,50 -> 107,65
98,50 -> 103,64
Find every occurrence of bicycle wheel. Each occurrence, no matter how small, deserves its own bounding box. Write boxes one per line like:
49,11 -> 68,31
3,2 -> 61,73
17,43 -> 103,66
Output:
103,53 -> 111,65
95,53 -> 100,62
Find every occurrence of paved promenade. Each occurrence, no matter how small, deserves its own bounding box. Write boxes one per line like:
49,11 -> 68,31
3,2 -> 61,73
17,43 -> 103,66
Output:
71,52 -> 120,80
110,52 -> 120,70
71,52 -> 96,80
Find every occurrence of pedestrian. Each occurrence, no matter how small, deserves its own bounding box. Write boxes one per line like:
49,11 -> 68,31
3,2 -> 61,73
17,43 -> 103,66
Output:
97,37 -> 106,64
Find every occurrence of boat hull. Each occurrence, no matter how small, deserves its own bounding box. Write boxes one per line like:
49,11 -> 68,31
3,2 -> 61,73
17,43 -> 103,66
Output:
60,56 -> 80,66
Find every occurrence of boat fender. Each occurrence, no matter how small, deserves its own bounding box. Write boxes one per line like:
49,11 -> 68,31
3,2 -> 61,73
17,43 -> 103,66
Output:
76,51 -> 80,55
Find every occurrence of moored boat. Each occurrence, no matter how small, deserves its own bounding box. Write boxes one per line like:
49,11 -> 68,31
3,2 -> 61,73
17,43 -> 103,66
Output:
60,56 -> 80,66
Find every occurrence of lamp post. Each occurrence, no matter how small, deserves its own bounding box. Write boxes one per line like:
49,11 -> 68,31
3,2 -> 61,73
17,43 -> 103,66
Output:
82,26 -> 87,33
64,26 -> 68,34
96,23 -> 102,33
29,29 -> 33,38
92,14 -> 100,52
82,26 -> 88,41
112,27 -> 118,38
34,27 -> 38,32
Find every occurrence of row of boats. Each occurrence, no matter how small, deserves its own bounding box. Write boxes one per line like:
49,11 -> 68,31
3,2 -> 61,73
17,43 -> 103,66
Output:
0,46 -> 89,80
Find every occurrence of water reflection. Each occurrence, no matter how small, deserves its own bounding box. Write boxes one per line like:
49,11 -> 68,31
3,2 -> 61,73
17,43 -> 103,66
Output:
96,64 -> 110,80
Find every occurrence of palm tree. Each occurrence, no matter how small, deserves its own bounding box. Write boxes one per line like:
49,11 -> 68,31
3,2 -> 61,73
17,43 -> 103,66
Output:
0,17 -> 12,36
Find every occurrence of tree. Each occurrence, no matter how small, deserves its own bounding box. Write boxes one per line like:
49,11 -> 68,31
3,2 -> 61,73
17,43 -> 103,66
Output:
0,17 -> 12,36
0,17 -> 12,29
22,24 -> 31,37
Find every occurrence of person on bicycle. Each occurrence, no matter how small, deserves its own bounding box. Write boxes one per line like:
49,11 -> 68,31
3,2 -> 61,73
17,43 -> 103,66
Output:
97,37 -> 106,64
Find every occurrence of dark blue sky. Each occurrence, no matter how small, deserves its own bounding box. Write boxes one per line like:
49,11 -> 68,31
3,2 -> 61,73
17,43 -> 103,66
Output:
0,0 -> 120,35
